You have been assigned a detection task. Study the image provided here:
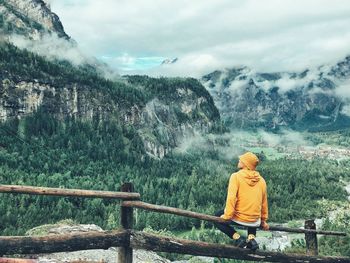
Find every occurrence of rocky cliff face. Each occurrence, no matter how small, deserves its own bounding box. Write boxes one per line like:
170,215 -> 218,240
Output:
0,0 -> 69,39
0,79 -> 131,122
0,0 -> 113,79
126,75 -> 219,158
0,43 -> 220,158
0,0 -> 221,159
0,81 -> 217,159
202,56 -> 350,131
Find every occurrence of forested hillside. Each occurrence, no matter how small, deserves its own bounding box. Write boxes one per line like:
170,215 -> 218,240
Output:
202,58 -> 350,131
0,42 -> 221,158
1,0 -> 350,261
0,110 -> 348,236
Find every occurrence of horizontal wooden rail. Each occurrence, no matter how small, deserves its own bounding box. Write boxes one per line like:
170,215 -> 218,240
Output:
0,183 -> 348,263
0,259 -> 101,263
122,201 -> 347,236
270,225 -> 345,236
0,185 -> 140,200
1,231 -> 349,262
0,230 -> 129,255
122,200 -> 230,223
0,259 -> 36,263
130,231 -> 349,263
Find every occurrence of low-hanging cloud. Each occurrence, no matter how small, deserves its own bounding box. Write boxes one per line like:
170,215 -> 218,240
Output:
335,79 -> 350,99
258,129 -> 310,147
50,0 -> 350,77
336,80 -> 350,116
10,34 -> 87,65
175,128 -> 311,161
9,33 -> 119,79
341,104 -> 350,117
256,70 -> 321,93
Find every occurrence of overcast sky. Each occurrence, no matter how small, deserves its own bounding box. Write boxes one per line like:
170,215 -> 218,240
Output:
50,0 -> 350,77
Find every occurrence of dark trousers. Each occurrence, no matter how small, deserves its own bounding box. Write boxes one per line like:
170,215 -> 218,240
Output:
214,210 -> 257,239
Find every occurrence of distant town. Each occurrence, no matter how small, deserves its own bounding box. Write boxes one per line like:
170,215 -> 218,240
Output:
281,145 -> 350,160
240,139 -> 350,160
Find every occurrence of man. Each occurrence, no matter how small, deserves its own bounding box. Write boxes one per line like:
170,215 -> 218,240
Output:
214,152 -> 269,250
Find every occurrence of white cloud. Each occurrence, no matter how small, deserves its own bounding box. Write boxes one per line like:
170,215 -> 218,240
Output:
175,128 -> 311,161
9,33 -> 119,79
10,34 -> 87,65
255,129 -> 310,147
50,0 -> 350,76
228,79 -> 249,93
336,80 -> 350,98
269,71 -> 319,92
341,104 -> 350,116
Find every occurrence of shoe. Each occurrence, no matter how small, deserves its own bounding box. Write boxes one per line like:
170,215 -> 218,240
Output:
246,235 -> 259,251
232,233 -> 247,248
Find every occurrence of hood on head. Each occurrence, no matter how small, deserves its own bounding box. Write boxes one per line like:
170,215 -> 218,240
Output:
239,152 -> 259,170
242,170 -> 261,186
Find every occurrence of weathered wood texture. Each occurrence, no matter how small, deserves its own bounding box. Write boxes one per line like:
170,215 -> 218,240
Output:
130,231 -> 350,263
0,258 -> 108,263
1,230 -> 349,263
305,219 -> 318,256
122,200 -> 230,224
0,230 -> 128,255
0,259 -> 37,263
118,183 -> 133,263
0,185 -> 140,200
122,201 -> 347,236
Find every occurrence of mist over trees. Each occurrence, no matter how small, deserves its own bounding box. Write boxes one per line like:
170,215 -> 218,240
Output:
0,109 -> 348,236
0,38 -> 349,259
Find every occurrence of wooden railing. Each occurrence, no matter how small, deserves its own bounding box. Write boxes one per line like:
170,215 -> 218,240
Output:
0,183 -> 348,263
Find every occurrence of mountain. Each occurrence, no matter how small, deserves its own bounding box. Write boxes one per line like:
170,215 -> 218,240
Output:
0,0 -> 119,80
0,42 -> 219,158
0,0 -> 69,39
1,4 -> 350,256
202,57 -> 350,131
161,58 -> 178,65
0,1 -> 220,158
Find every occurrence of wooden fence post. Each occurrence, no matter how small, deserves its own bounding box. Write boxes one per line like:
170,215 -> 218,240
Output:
118,183 -> 134,263
305,219 -> 318,256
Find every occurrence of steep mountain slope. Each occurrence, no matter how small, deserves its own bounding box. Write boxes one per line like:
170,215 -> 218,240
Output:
0,0 -> 115,79
202,57 -> 350,131
0,42 -> 220,157
0,0 -> 69,39
0,0 -> 220,157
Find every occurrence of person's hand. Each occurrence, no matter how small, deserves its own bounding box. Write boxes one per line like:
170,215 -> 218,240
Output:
261,221 -> 269,230
220,214 -> 230,221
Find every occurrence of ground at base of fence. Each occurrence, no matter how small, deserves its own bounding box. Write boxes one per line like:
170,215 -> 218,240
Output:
0,249 -> 214,263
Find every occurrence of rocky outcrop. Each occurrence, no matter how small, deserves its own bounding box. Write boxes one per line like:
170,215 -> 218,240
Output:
0,78 -> 218,158
202,57 -> 350,131
0,79 -> 133,122
0,43 -> 220,158
1,0 -> 112,79
139,94 -> 215,158
24,222 -> 169,263
0,0 -> 69,39
26,222 -> 104,236
0,0 -> 220,159
25,222 -> 213,263
37,248 -> 171,263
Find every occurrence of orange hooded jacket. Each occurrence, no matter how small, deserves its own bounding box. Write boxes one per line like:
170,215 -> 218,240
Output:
221,168 -> 268,223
